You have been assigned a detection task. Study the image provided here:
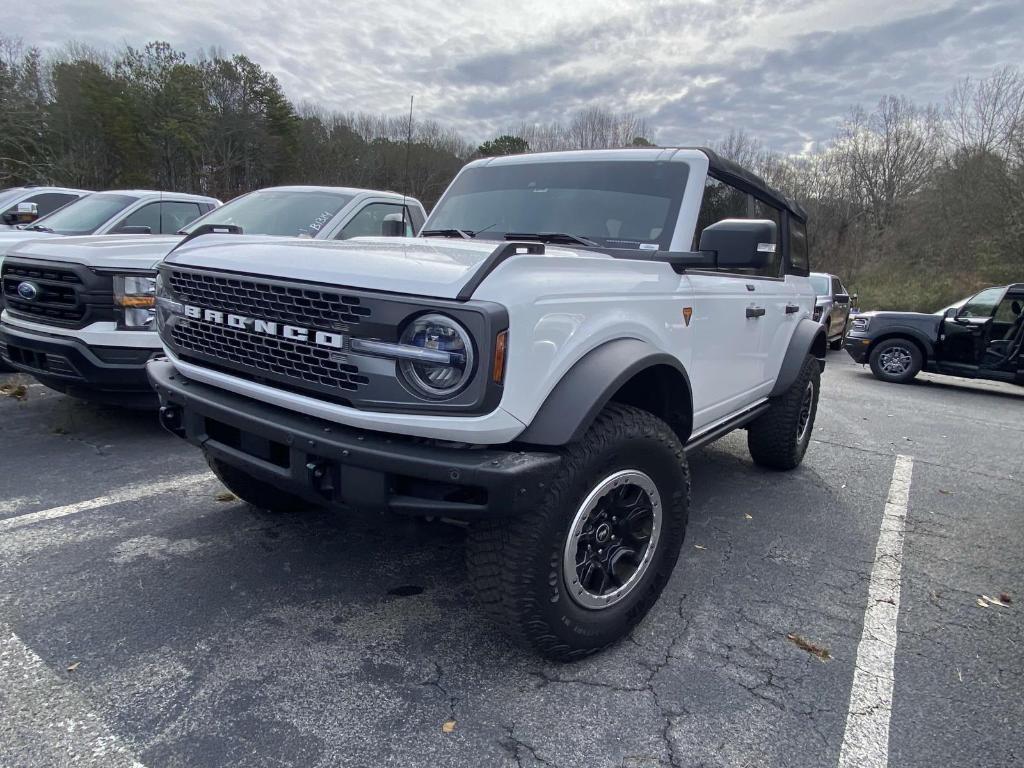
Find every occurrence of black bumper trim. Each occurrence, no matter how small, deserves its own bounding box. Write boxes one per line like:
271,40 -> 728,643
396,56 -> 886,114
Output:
844,335 -> 871,363
0,321 -> 157,393
147,359 -> 562,520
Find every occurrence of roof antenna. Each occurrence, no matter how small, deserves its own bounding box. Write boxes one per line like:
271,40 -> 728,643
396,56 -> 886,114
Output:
401,95 -> 413,238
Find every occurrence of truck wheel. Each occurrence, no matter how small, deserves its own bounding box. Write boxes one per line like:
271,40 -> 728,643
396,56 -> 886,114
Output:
206,456 -> 309,513
868,338 -> 922,383
466,404 -> 689,661
747,353 -> 820,471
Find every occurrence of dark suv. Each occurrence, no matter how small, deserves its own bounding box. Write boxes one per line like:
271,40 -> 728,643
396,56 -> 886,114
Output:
845,284 -> 1024,386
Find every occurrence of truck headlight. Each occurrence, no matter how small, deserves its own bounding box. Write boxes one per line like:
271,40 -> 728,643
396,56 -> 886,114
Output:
851,316 -> 870,332
398,313 -> 474,399
113,273 -> 157,330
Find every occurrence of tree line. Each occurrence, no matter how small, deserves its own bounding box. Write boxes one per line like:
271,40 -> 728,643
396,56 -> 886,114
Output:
1,36 -> 1021,310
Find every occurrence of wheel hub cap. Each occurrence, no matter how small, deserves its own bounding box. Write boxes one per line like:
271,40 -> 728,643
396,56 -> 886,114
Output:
880,346 -> 912,374
563,470 -> 662,610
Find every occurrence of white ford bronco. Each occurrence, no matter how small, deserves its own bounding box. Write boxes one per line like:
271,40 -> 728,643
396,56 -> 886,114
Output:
0,187 -> 425,406
147,149 -> 826,659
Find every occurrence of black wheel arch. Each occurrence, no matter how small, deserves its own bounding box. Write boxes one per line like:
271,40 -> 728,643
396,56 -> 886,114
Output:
770,319 -> 827,397
516,338 -> 693,447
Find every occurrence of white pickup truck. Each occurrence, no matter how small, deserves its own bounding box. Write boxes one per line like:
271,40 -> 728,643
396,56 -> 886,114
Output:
0,187 -> 426,405
146,149 -> 826,658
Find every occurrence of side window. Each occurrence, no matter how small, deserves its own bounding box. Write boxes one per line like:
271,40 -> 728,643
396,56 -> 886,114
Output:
959,287 -> 1005,319
23,192 -> 80,217
337,203 -> 415,239
693,176 -> 783,277
993,295 -> 1023,324
831,277 -> 842,296
789,220 -> 810,275
159,201 -> 203,233
115,203 -> 161,234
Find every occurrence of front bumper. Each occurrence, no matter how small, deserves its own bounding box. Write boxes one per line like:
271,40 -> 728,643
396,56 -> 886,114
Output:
844,334 -> 872,363
148,358 -> 562,520
0,320 -> 159,403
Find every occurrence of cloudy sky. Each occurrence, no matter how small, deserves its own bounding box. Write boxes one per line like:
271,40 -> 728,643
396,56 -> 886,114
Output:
13,0 -> 1024,152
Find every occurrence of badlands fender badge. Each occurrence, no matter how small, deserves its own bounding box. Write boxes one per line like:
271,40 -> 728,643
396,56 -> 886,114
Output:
682,307 -> 693,327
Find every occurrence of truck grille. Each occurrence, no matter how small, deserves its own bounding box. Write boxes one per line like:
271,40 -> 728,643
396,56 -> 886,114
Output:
170,321 -> 370,393
167,269 -> 371,329
2,263 -> 86,324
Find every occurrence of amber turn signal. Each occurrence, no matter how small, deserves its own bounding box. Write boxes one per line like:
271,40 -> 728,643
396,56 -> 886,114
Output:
492,330 -> 508,384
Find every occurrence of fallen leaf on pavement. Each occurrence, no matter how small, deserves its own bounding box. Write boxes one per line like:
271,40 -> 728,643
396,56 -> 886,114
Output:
66,661 -> 80,672
999,593 -> 1013,604
442,720 -> 456,733
786,633 -> 831,661
694,544 -> 706,550
744,514 -> 753,520
938,489 -> 953,495
1,383 -> 28,400
980,594 -> 1010,608
976,598 -> 989,608
215,491 -> 238,502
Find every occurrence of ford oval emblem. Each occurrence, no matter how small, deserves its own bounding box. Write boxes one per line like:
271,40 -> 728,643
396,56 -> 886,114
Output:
16,281 -> 40,301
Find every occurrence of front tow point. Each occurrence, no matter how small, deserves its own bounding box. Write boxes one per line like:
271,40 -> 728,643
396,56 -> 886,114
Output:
158,404 -> 186,437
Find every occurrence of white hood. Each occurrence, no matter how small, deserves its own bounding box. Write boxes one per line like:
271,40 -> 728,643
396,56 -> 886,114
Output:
5,234 -> 183,270
163,235 -> 584,299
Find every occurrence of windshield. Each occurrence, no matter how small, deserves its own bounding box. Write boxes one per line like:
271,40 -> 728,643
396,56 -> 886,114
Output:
426,160 -> 689,250
29,193 -> 135,235
809,275 -> 830,295
183,190 -> 354,237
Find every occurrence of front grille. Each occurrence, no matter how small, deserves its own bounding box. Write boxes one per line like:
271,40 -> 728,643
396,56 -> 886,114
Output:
168,269 -> 372,329
2,263 -> 85,323
171,319 -> 370,393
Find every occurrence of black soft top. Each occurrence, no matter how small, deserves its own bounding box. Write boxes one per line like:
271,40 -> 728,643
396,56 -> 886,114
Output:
698,147 -> 808,223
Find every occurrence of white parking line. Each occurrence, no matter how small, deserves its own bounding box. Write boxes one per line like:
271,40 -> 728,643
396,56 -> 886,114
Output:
838,454 -> 914,768
0,472 -> 215,534
0,626 -> 148,767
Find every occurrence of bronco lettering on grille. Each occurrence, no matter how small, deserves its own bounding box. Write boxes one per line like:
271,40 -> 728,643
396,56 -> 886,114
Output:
183,304 -> 345,349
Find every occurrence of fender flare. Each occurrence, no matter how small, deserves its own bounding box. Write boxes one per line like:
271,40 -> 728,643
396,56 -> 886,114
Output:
517,338 -> 692,447
770,319 -> 827,397
870,327 -> 936,357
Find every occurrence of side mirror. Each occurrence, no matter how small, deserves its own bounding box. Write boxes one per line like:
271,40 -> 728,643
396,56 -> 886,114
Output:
114,225 -> 153,235
943,307 -> 959,320
380,219 -> 405,237
834,293 -> 850,304
698,218 -> 778,271
5,201 -> 39,226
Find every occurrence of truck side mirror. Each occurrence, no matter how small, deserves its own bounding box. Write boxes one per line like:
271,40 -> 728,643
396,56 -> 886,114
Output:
380,219 -> 405,237
5,201 -> 39,226
835,293 -> 850,303
698,218 -> 777,271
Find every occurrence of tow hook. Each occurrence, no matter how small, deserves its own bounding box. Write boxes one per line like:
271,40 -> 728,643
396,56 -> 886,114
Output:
306,459 -> 336,496
158,405 -> 186,437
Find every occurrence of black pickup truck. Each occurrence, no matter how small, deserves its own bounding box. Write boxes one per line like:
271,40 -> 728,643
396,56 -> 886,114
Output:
845,283 -> 1024,386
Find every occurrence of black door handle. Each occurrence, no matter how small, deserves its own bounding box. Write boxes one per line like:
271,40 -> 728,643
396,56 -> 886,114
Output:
746,306 -> 766,318
785,304 -> 800,314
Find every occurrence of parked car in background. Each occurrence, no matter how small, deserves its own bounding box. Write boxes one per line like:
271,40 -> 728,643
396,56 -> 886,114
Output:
0,185 -> 91,229
809,272 -> 855,349
0,186 -> 426,406
845,284 -> 1024,386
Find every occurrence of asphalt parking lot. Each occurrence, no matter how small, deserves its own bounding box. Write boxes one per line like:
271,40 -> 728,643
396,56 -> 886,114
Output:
1,352 -> 1021,768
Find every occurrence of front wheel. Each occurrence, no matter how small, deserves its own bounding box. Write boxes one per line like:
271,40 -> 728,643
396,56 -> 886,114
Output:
747,353 -> 820,470
868,338 -> 922,383
466,404 -> 690,661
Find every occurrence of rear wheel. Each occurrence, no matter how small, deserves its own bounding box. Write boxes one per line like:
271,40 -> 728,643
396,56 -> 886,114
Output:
748,353 -> 820,470
206,456 -> 310,513
868,338 -> 922,383
466,404 -> 689,661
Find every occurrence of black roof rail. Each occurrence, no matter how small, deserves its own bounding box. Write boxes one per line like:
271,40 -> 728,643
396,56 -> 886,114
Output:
168,223 -> 243,255
457,241 -> 544,301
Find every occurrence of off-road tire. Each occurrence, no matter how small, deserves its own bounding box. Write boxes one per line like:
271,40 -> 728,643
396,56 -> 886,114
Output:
747,353 -> 820,471
206,455 -> 309,513
868,338 -> 922,384
466,404 -> 690,661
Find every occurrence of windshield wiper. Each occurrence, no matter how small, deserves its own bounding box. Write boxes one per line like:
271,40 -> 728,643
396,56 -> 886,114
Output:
504,232 -> 599,247
421,228 -> 474,240
25,224 -> 54,232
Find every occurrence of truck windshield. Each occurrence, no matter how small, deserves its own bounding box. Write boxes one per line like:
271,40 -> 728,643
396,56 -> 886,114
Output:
809,276 -> 830,295
183,190 -> 354,238
426,160 -> 689,250
28,193 -> 136,235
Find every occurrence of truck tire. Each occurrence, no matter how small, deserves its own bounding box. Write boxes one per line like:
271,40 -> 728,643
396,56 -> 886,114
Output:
206,456 -> 309,513
466,404 -> 689,661
868,338 -> 922,383
747,353 -> 820,471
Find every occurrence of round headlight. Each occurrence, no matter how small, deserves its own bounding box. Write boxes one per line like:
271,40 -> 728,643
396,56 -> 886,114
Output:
399,314 -> 474,399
